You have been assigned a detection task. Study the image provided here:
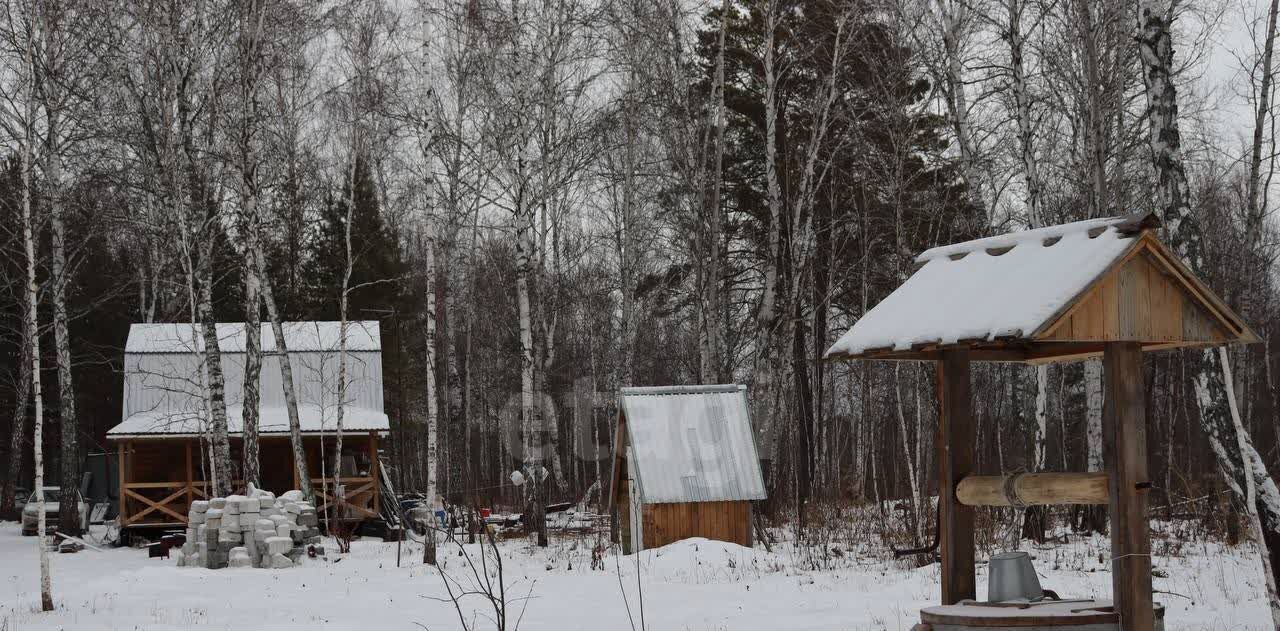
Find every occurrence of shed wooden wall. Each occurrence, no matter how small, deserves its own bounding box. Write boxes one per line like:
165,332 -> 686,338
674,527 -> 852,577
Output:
641,500 -> 752,550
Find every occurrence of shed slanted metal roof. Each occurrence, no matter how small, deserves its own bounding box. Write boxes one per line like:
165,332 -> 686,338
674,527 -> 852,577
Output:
619,384 -> 766,504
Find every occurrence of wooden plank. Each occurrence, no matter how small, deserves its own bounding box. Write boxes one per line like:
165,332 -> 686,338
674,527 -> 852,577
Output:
938,348 -> 975,605
1103,342 -> 1155,631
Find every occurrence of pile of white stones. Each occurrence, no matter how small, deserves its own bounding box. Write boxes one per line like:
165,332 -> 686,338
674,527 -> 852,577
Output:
178,486 -> 322,569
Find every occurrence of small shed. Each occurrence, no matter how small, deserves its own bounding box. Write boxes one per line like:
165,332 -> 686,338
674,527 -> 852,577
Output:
609,385 -> 767,554
107,321 -> 390,533
825,212 -> 1257,630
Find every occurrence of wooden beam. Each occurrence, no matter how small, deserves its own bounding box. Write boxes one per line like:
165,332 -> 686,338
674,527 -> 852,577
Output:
117,442 -> 127,526
185,440 -> 193,513
1103,342 -> 1155,631
369,432 -> 380,516
937,348 -> 975,605
956,472 -> 1109,506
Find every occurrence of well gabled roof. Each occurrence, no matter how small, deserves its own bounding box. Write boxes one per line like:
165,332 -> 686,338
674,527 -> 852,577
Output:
825,213 -> 1257,364
125,321 -> 381,353
611,385 -> 767,505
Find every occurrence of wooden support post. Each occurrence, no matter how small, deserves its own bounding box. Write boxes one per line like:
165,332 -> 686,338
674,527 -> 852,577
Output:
1103,342 -> 1154,631
938,348 -> 975,605
117,441 -> 127,525
369,432 -> 380,516
293,440 -> 301,491
185,440 -> 193,517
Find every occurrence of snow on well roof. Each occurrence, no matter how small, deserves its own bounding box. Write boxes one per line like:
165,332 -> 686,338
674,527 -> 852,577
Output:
107,404 -> 389,437
620,385 -> 767,504
825,215 -> 1148,358
126,321 -> 381,353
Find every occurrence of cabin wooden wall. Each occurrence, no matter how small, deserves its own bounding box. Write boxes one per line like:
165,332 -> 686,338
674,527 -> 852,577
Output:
641,500 -> 752,550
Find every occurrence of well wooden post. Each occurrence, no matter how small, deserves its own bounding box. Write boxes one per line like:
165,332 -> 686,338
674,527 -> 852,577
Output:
1103,342 -> 1154,630
938,348 -> 975,604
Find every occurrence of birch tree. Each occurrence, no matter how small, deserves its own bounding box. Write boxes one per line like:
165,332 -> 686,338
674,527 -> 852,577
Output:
1136,0 -> 1280,620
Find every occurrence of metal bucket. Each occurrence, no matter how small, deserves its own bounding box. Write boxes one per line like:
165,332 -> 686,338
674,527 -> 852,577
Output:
987,551 -> 1044,602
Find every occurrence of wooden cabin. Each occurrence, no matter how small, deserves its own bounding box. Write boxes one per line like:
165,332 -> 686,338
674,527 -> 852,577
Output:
609,385 -> 767,554
826,212 -> 1257,630
106,322 -> 390,534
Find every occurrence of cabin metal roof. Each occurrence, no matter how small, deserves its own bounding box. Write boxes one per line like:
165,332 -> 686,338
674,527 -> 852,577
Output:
617,384 -> 767,504
125,321 -> 381,353
108,321 -> 387,440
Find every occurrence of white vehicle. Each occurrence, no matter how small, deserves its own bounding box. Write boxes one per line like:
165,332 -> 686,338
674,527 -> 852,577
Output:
21,487 -> 88,536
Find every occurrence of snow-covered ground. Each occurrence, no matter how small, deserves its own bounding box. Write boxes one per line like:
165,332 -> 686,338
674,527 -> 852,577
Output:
0,520 -> 1271,630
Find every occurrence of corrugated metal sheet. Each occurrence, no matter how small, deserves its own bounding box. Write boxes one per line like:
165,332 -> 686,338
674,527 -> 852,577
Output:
125,321 -> 381,353
109,322 -> 386,438
620,384 -> 766,504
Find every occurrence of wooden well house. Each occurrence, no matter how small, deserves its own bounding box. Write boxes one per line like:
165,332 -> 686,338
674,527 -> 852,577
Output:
106,322 -> 390,534
824,212 -> 1257,630
610,385 -> 767,553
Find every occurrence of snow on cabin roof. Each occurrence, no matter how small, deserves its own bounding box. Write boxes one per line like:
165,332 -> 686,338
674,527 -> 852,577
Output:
825,215 -> 1145,358
107,404 -> 389,438
619,384 -> 767,504
126,321 -> 381,353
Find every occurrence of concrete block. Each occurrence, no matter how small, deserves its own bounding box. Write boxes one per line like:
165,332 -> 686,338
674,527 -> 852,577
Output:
260,507 -> 281,519
281,490 -> 304,502
206,517 -> 221,530
206,508 -> 223,520
225,499 -> 241,515
189,511 -> 206,525
276,524 -> 293,538
190,500 -> 209,514
284,502 -> 301,514
218,529 -> 242,544
270,514 -> 288,526
268,553 -> 293,569
265,536 -> 292,555
208,498 -> 226,510
241,498 -> 261,513
297,512 -> 318,527
229,546 -> 251,568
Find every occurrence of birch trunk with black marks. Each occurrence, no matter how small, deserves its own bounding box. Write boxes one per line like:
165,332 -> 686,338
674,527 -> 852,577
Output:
333,153 -> 356,528
47,143 -> 80,537
937,0 -> 982,209
1137,1 -> 1280,618
700,0 -> 730,385
754,0 -> 784,482
199,246 -> 234,499
422,232 -> 439,565
21,27 -> 51,601
2,329 -> 31,515
254,245 -> 312,502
